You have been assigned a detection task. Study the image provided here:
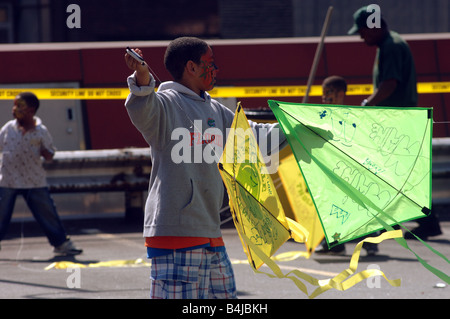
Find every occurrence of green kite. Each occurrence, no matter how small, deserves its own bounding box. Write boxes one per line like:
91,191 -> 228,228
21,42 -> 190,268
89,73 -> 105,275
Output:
270,101 -> 450,285
269,100 -> 432,247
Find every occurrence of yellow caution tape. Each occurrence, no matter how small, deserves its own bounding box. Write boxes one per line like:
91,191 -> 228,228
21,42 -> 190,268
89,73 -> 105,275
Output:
1,82 -> 449,100
418,82 -> 450,94
211,85 -> 323,98
0,88 -> 129,100
211,82 -> 450,97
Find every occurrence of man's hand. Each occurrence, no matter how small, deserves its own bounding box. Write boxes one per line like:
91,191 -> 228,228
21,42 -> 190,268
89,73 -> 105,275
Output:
124,48 -> 151,86
365,78 -> 398,106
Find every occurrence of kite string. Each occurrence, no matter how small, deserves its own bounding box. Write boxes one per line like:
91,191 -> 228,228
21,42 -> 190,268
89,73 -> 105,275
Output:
144,57 -> 450,129
143,62 -> 162,86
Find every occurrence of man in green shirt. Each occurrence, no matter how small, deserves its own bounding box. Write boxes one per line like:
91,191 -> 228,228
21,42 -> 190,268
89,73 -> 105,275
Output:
348,6 -> 417,107
348,6 -> 442,240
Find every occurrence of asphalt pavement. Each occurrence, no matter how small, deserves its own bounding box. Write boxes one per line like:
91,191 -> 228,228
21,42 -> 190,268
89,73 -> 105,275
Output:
1,212 -> 449,303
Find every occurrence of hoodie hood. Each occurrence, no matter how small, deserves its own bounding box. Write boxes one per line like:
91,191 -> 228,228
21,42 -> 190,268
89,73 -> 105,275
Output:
157,81 -> 211,102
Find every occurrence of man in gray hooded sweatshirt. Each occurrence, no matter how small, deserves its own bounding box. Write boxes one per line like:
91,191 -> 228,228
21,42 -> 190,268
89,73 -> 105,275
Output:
125,37 -> 286,299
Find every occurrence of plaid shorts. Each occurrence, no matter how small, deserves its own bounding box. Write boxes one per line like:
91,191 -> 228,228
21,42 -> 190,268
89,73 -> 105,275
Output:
149,248 -> 237,299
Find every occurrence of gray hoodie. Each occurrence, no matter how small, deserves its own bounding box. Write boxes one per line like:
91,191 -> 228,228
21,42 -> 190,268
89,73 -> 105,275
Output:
125,73 -> 286,239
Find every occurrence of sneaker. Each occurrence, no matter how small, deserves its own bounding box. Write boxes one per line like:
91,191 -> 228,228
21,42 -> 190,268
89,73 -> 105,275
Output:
404,225 -> 442,240
54,239 -> 83,256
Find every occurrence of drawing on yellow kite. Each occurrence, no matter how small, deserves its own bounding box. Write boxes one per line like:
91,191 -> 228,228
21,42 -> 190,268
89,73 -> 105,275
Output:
218,103 -> 307,269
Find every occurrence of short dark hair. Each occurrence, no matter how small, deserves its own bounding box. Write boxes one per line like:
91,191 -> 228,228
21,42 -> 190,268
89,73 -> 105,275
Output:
17,92 -> 40,111
322,76 -> 347,93
164,37 -> 209,81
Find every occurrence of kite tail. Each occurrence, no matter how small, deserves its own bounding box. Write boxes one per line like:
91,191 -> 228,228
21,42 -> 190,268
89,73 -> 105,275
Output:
286,217 -> 309,243
237,220 -> 402,298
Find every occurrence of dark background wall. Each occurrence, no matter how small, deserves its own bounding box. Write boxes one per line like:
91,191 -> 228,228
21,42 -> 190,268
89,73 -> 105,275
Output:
1,0 -> 449,43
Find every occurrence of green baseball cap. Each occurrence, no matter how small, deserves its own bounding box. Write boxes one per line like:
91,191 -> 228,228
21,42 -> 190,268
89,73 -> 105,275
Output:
348,6 -> 371,35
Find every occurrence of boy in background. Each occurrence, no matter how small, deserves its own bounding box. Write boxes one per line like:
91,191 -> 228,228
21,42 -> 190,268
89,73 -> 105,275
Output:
0,92 -> 82,256
322,75 -> 347,105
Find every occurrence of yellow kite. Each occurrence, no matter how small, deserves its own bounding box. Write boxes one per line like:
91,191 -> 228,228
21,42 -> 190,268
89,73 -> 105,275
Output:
218,104 -> 307,269
277,153 -> 324,257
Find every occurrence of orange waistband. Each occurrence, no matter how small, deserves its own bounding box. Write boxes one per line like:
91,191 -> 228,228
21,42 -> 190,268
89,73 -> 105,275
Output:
145,236 -> 224,249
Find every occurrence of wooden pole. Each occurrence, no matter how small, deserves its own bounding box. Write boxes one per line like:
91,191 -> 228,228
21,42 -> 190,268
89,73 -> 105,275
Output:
302,6 -> 333,103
